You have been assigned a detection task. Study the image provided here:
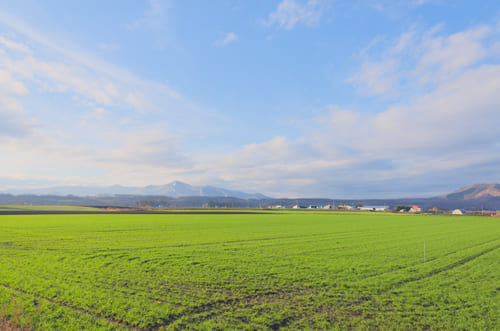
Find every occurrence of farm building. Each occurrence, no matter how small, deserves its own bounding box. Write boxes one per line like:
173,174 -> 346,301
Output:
452,209 -> 466,215
409,206 -> 421,213
359,206 -> 389,211
338,205 -> 356,210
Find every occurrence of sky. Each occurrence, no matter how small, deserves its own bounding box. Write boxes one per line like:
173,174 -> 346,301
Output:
0,0 -> 499,198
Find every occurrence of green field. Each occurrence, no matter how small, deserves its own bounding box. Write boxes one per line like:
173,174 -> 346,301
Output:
0,212 -> 498,330
0,205 -> 100,211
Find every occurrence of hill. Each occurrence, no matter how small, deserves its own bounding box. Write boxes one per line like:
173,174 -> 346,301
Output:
442,183 -> 500,199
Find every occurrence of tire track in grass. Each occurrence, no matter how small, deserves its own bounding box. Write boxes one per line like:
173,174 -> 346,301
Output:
380,242 -> 500,293
125,232 -> 343,250
356,237 -> 500,285
0,283 -> 136,330
151,286 -> 372,330
150,288 -> 310,330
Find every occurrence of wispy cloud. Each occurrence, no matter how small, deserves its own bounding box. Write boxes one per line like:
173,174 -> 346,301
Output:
213,32 -> 239,46
264,0 -> 327,30
128,0 -> 169,30
349,24 -> 497,98
98,42 -> 120,52
414,0 -> 432,5
125,0 -> 177,51
0,35 -> 30,53
0,67 -> 33,139
348,59 -> 399,97
0,10 -> 143,85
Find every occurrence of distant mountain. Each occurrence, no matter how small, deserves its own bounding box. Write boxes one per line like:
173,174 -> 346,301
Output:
4,181 -> 270,200
442,183 -> 500,200
138,181 -> 269,199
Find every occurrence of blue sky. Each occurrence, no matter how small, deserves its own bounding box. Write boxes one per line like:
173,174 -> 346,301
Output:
0,0 -> 499,198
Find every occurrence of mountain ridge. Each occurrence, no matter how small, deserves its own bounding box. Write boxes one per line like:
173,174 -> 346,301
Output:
3,182 -> 500,203
2,181 -> 269,200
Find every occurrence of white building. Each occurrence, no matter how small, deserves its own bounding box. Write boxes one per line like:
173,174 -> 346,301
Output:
452,209 -> 465,215
359,205 -> 389,211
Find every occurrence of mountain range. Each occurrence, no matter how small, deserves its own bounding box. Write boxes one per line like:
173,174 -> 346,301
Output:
2,182 -> 500,210
2,181 -> 269,200
1,183 -> 499,211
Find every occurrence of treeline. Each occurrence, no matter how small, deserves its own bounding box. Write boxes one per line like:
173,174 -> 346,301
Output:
204,201 -> 241,208
137,200 -> 170,207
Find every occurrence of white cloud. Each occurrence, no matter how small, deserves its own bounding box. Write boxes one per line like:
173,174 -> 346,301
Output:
95,125 -> 190,168
81,107 -> 109,124
265,0 -> 327,30
213,32 -> 239,46
0,35 -> 30,53
0,69 -> 28,95
0,10 -> 136,84
8,57 -> 125,107
366,0 -> 439,13
348,59 -> 399,97
0,67 -> 32,138
341,25 -> 500,160
0,121 -> 192,189
415,25 -> 491,80
350,24 -> 499,98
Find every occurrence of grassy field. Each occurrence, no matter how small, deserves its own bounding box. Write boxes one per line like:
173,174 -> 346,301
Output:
0,211 -> 498,330
0,205 -> 100,211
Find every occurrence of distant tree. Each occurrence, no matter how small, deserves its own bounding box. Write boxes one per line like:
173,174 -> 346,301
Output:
395,205 -> 412,212
207,201 -> 241,208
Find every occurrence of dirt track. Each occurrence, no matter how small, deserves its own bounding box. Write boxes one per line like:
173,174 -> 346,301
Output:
0,210 -> 268,216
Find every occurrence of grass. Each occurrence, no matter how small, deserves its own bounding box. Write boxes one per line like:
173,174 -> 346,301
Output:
0,211 -> 498,330
0,205 -> 100,211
